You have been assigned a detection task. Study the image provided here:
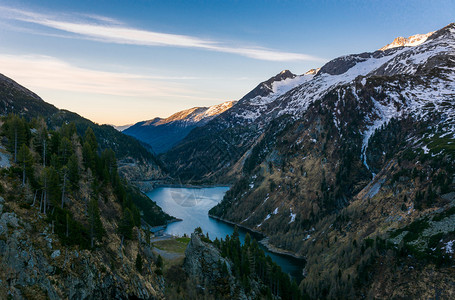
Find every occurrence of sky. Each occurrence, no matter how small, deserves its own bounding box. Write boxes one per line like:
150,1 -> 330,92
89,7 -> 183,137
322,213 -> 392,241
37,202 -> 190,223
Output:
0,0 -> 453,125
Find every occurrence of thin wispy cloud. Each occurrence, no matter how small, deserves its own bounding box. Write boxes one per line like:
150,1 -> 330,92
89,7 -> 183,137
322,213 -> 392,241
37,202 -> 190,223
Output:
0,54 -> 201,98
0,6 -> 323,62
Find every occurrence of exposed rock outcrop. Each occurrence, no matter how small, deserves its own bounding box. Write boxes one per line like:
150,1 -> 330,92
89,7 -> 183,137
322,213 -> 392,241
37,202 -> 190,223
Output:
184,233 -> 262,300
0,197 -> 164,299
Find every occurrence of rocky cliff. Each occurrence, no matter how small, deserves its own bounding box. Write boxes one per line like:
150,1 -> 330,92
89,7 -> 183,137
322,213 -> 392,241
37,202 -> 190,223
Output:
0,194 -> 164,299
183,233 -> 261,300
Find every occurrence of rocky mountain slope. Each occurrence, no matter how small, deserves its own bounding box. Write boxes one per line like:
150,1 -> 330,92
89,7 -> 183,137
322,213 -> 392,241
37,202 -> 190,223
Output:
124,101 -> 235,154
162,24 -> 455,185
161,70 -> 313,183
202,23 -> 455,297
0,74 -> 165,181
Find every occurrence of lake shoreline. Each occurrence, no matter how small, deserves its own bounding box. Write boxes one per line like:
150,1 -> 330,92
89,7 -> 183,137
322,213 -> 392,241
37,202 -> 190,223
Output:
146,186 -> 304,279
209,214 -> 305,261
135,180 -> 231,192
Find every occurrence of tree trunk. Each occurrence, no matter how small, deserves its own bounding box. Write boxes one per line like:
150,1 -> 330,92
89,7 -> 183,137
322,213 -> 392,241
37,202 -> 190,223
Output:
40,190 -> 43,213
43,175 -> 47,214
61,173 -> 67,208
22,163 -> 25,186
32,190 -> 37,207
66,214 -> 69,238
14,128 -> 17,163
43,139 -> 46,167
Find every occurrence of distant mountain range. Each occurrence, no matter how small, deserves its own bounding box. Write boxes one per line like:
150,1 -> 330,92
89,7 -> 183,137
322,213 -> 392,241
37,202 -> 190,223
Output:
123,101 -> 235,153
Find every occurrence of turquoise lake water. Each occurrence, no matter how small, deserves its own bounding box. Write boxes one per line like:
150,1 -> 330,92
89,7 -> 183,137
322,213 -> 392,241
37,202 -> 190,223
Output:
147,186 -> 304,281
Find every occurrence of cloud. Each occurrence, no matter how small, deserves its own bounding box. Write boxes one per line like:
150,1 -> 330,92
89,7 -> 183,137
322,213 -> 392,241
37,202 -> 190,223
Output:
0,54 -> 200,98
0,6 -> 323,62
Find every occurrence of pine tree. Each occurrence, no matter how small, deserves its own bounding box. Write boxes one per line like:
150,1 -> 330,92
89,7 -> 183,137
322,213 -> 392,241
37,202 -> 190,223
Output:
17,144 -> 33,186
4,114 -> 29,163
59,137 -> 73,166
82,141 -> 95,170
119,207 -> 135,240
156,254 -> 164,269
89,198 -> 104,248
60,165 -> 69,208
84,127 -> 98,152
67,154 -> 80,191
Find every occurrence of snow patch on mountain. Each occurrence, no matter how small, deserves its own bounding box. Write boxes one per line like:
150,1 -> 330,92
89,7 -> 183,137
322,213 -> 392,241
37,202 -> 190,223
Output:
380,32 -> 434,51
156,100 -> 236,125
289,208 -> 296,224
361,95 -> 401,173
246,75 -> 312,107
443,240 -> 454,254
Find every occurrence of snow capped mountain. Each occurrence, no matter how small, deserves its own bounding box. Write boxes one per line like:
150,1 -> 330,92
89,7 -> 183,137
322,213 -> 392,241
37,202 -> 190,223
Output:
217,70 -> 314,124
163,23 -> 455,183
208,25 -> 451,128
124,100 -> 235,153
277,25 -> 453,116
206,25 -> 455,298
379,31 -> 435,51
154,100 -> 236,126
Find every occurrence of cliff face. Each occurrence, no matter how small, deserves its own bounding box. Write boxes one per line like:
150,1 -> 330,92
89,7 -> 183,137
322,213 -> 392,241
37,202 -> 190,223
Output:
184,234 -> 239,298
0,195 -> 164,300
184,234 -> 260,300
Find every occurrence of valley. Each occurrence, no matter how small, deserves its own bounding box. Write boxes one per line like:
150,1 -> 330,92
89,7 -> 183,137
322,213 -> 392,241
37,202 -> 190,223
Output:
139,23 -> 455,298
0,13 -> 454,299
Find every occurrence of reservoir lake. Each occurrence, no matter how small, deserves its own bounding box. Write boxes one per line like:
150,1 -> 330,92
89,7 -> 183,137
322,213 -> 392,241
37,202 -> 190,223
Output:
147,186 -> 304,282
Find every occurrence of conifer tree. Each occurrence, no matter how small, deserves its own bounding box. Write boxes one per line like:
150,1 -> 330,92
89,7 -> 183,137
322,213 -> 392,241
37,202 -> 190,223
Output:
89,198 -> 104,248
17,143 -> 33,186
61,165 -> 69,208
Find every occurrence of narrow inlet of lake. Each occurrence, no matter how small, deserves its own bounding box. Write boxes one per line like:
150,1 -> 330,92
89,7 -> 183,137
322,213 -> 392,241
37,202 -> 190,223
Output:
147,186 -> 304,282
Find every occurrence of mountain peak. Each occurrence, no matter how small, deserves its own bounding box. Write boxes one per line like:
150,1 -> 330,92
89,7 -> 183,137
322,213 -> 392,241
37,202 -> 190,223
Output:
305,68 -> 320,75
156,100 -> 235,125
379,31 -> 435,51
274,70 -> 296,81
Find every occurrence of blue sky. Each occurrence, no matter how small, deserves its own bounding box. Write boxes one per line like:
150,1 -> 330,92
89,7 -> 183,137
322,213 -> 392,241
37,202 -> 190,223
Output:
0,0 -> 453,125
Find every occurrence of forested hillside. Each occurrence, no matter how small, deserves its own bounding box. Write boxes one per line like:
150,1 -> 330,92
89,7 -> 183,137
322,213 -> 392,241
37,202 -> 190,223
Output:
0,114 -> 172,298
0,74 -> 165,181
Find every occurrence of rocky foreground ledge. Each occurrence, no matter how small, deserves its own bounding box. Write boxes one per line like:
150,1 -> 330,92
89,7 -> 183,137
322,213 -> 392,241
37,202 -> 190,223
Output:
0,195 -> 165,300
184,233 -> 263,299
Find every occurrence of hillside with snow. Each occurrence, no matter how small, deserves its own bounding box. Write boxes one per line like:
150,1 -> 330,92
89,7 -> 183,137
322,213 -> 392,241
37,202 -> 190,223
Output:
162,23 -> 455,184
205,23 -> 455,298
124,101 -> 235,153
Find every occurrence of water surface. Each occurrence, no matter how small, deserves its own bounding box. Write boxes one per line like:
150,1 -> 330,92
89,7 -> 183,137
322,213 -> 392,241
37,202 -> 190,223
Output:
147,186 -> 304,281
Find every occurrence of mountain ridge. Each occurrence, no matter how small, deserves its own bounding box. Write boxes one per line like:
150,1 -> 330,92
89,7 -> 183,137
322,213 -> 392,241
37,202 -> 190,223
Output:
205,22 -> 455,298
379,31 -> 435,51
124,100 -> 236,154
